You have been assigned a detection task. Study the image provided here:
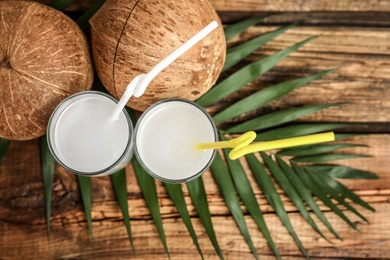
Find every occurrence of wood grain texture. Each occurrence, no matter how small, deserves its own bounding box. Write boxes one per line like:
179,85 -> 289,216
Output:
219,11 -> 390,26
1,203 -> 389,259
206,25 -> 390,128
1,1 -> 390,259
0,135 -> 389,259
8,0 -> 390,12
210,0 -> 390,12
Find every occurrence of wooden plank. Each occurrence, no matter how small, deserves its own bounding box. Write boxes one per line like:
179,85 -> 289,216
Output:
207,25 -> 390,127
1,1 -> 389,259
12,0 -> 390,12
218,11 -> 390,26
0,135 -> 389,258
6,0 -> 96,11
1,203 -> 389,259
210,0 -> 390,12
1,135 -> 386,220
19,2 -> 390,28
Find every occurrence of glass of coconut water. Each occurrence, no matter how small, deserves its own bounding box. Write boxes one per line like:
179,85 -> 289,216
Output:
47,91 -> 134,176
134,98 -> 218,183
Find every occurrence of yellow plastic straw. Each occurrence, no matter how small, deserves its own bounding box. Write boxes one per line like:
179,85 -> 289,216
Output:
197,131 -> 335,160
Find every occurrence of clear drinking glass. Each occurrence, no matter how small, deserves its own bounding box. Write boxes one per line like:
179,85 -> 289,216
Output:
134,98 -> 218,183
47,91 -> 134,176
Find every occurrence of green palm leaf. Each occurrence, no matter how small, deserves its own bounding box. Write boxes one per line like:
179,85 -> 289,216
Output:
227,103 -> 342,133
223,15 -> 273,42
278,143 -> 367,157
77,175 -> 94,243
50,0 -> 73,11
292,163 -> 359,231
76,0 -> 106,30
246,153 -> 309,257
306,164 -> 379,179
210,152 -> 259,259
196,36 -> 317,107
187,177 -> 224,260
223,24 -> 296,72
306,168 -> 369,222
215,69 -> 335,123
0,138 -> 9,167
335,133 -> 366,140
292,153 -> 372,163
276,155 -> 342,240
110,169 -> 135,253
220,134 -> 281,259
132,158 -> 170,258
305,167 -> 375,211
261,152 -> 328,241
255,123 -> 350,141
40,136 -> 55,238
164,183 -> 203,259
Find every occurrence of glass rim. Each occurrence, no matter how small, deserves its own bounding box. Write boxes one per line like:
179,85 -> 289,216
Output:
47,90 -> 134,176
134,98 -> 218,183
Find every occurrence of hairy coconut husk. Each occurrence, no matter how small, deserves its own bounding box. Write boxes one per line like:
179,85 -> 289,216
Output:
90,0 -> 226,111
0,1 -> 93,140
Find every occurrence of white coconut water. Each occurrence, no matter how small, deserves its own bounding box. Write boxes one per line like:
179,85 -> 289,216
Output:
135,99 -> 216,182
48,92 -> 133,175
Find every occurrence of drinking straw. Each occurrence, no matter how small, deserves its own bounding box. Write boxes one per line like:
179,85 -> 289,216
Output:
197,131 -> 335,160
111,20 -> 219,120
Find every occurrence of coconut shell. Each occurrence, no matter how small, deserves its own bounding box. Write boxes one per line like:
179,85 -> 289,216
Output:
0,1 -> 93,140
90,0 -> 226,111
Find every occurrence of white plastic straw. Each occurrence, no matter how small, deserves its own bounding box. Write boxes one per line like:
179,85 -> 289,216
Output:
111,20 -> 219,120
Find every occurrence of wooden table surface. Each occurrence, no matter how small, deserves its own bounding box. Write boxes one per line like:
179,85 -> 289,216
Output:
1,0 -> 390,259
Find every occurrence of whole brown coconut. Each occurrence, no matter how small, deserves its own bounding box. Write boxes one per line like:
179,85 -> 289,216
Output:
90,0 -> 226,111
0,1 -> 93,140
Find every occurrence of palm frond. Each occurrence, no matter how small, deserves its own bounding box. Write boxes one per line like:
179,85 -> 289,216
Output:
132,158 -> 170,258
50,0 -> 73,11
210,152 -> 259,259
261,152 -> 328,241
255,123 -> 350,141
292,153 -> 372,163
77,175 -> 94,244
304,167 -> 375,211
164,183 -> 203,259
276,155 -> 342,240
220,133 -> 281,259
196,36 -> 318,107
0,138 -> 9,167
223,15 -> 273,41
307,168 -> 369,222
227,103 -> 343,132
278,143 -> 368,157
335,133 -> 367,140
110,169 -> 135,253
292,163 -> 359,231
306,164 -> 379,179
75,0 -> 106,30
223,23 -> 296,72
246,153 -> 309,257
187,177 -> 224,259
214,69 -> 336,123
